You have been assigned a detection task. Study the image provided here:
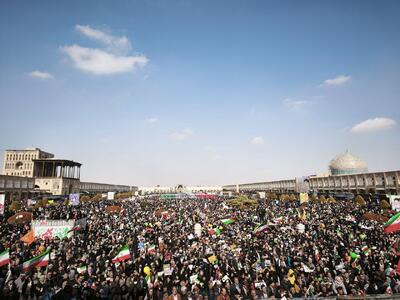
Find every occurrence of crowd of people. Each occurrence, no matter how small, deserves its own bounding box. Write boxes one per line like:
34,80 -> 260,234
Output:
1,193 -> 400,299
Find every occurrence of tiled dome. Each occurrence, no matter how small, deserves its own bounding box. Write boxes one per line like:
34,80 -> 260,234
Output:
329,151 -> 368,175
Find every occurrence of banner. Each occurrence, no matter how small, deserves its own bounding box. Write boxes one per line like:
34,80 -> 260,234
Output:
69,193 -> 80,206
259,192 -> 266,199
107,192 -> 115,200
0,194 -> 5,215
32,220 -> 75,240
299,193 -> 309,203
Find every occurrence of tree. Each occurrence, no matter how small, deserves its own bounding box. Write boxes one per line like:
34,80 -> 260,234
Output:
355,195 -> 366,206
289,194 -> 297,201
9,200 -> 21,211
91,194 -> 102,201
309,194 -> 317,202
80,195 -> 91,203
380,199 -> 391,210
35,198 -> 48,208
328,196 -> 336,203
319,195 -> 327,203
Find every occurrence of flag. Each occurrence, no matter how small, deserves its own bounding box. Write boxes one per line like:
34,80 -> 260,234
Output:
146,275 -> 151,285
384,212 -> 400,233
147,244 -> 156,254
112,245 -> 131,263
77,265 -> 87,274
68,217 -> 87,232
361,245 -> 370,256
0,249 -> 10,267
221,218 -> 234,225
20,230 -> 35,245
22,250 -> 50,271
254,224 -> 268,235
397,259 -> 400,275
209,228 -> 220,236
161,211 -> 169,219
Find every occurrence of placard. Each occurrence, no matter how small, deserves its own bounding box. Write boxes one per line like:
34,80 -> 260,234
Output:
69,193 -> 80,206
0,194 -> 5,215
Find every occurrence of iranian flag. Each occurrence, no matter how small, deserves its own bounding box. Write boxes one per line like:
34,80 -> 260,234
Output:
221,218 -> 235,225
22,250 -> 50,271
254,224 -> 268,235
384,212 -> 400,233
147,244 -> 156,254
0,249 -> 10,267
112,245 -> 131,263
361,245 -> 370,256
77,265 -> 87,274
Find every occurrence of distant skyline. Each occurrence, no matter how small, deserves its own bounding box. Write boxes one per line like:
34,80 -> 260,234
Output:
0,0 -> 399,186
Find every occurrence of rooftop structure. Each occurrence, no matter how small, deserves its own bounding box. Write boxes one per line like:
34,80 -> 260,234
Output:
329,151 -> 368,176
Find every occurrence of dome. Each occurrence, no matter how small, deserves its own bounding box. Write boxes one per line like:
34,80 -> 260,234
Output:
329,151 -> 368,175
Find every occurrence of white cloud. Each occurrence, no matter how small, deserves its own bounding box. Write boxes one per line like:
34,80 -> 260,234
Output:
351,117 -> 396,133
170,128 -> 193,141
146,117 -> 158,124
29,71 -> 54,79
75,25 -> 131,54
283,98 -> 309,110
251,136 -> 265,145
61,44 -> 148,75
323,75 -> 351,86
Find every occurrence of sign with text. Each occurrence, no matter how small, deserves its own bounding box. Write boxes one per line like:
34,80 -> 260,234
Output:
32,220 -> 74,240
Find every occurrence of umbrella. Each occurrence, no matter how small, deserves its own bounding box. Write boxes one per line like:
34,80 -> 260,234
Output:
362,213 -> 388,223
7,212 -> 33,225
106,205 -> 122,214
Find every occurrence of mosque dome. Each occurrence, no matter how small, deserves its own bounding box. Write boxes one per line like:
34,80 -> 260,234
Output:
329,151 -> 368,175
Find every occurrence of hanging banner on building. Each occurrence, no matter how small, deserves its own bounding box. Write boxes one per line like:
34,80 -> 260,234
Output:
32,220 -> 74,240
0,194 -> 5,215
69,193 -> 80,206
299,193 -> 309,203
107,192 -> 115,200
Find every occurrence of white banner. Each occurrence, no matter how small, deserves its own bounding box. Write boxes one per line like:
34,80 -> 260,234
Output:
0,194 -> 5,215
32,220 -> 74,240
107,192 -> 115,200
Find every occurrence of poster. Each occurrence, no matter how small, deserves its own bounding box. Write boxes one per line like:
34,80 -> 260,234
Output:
299,193 -> 309,203
388,195 -> 400,211
259,192 -> 266,199
69,193 -> 80,206
32,220 -> 75,240
0,194 -> 5,215
107,192 -> 115,200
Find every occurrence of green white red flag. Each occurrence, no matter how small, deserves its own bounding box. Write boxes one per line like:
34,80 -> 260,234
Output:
0,249 -> 10,267
22,250 -> 50,271
147,244 -> 156,254
112,245 -> 131,263
221,218 -> 234,225
384,212 -> 400,233
254,224 -> 268,235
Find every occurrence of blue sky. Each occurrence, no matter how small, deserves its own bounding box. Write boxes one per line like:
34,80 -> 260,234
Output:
0,0 -> 399,186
